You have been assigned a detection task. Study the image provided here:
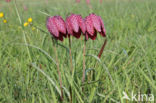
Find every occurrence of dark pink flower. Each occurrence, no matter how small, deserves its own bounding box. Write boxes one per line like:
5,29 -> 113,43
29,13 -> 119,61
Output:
100,0 -> 102,3
23,5 -> 28,11
86,0 -> 90,5
46,16 -> 67,41
85,13 -> 106,40
76,0 -> 80,3
5,0 -> 11,2
66,14 -> 86,38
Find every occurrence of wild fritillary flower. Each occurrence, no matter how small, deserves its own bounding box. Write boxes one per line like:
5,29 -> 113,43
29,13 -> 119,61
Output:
76,0 -> 80,3
66,14 -> 86,38
85,13 -> 106,40
86,0 -> 90,5
5,0 -> 11,2
46,16 -> 67,41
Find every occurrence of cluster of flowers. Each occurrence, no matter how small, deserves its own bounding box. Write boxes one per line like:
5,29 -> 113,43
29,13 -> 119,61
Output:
46,13 -> 106,41
23,17 -> 35,30
24,17 -> 32,27
0,12 -> 7,23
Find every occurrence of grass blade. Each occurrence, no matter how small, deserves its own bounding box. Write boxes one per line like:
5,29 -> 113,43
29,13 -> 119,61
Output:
31,63 -> 61,96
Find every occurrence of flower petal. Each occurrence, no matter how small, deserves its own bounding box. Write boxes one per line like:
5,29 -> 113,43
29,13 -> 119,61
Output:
85,16 -> 94,36
46,17 -> 59,37
77,15 -> 86,34
70,14 -> 79,33
66,16 -> 73,36
90,14 -> 101,32
54,16 -> 66,35
88,31 -> 97,40
57,34 -> 64,41
73,29 -> 81,38
98,16 -> 106,37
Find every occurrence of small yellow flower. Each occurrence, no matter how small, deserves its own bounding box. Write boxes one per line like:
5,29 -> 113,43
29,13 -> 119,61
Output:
28,18 -> 32,23
0,12 -> 4,18
3,19 -> 7,23
32,27 -> 35,31
24,22 -> 29,27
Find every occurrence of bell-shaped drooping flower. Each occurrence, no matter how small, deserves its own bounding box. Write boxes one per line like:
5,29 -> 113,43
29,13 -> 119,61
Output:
85,13 -> 106,40
6,0 -> 11,2
46,16 -> 67,41
86,0 -> 90,5
23,5 -> 28,11
76,0 -> 80,3
66,14 -> 86,38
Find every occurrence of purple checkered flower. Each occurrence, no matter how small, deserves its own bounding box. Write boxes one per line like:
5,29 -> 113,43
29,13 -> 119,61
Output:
85,13 -> 106,40
46,16 -> 67,41
66,14 -> 86,38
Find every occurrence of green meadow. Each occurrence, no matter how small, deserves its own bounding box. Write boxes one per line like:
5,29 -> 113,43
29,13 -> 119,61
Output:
0,0 -> 156,102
